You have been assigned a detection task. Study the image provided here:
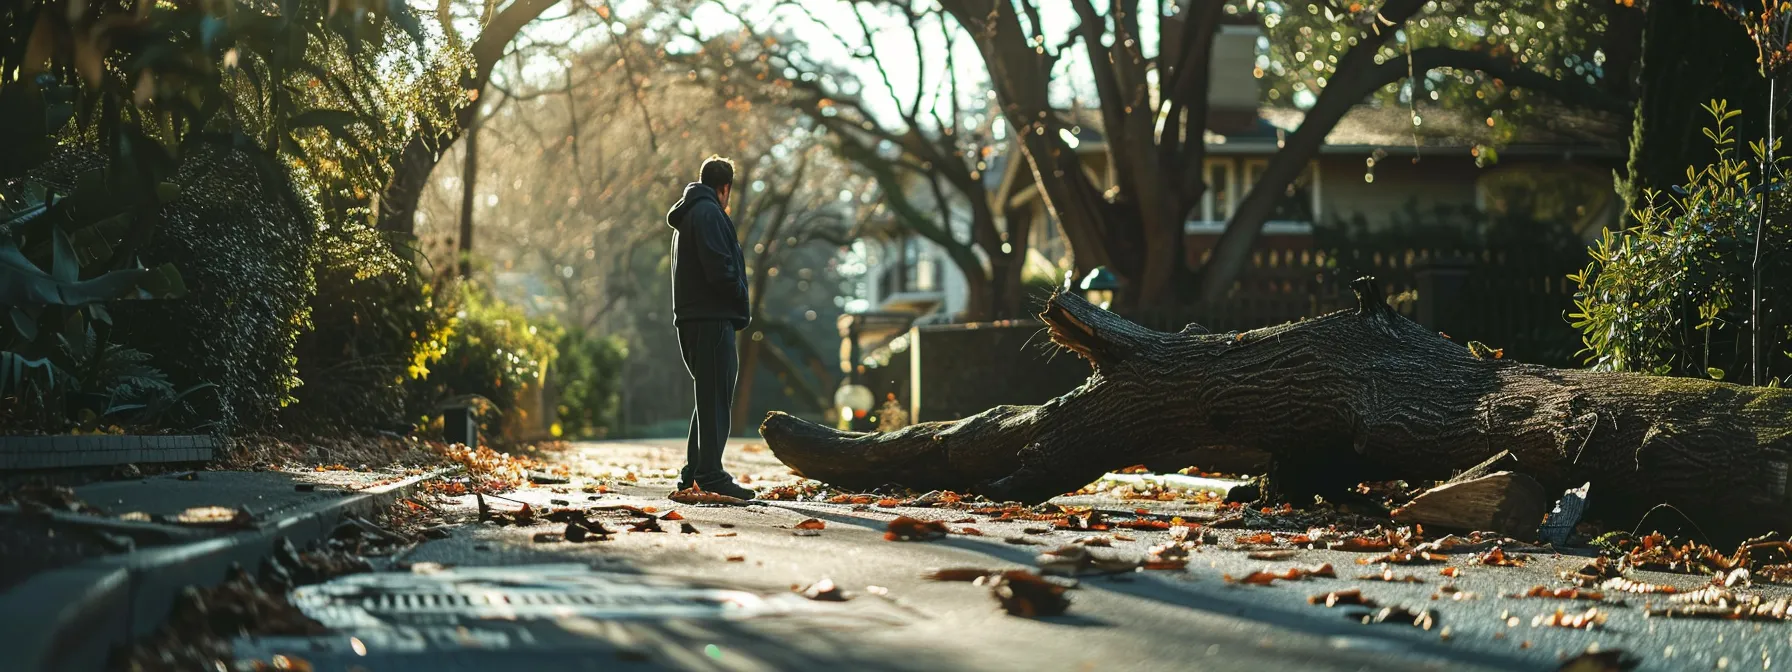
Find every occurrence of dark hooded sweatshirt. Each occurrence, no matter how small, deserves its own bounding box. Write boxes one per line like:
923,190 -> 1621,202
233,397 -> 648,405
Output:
666,183 -> 750,330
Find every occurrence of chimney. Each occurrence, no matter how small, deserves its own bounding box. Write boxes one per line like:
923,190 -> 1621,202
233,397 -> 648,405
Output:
1161,5 -> 1263,135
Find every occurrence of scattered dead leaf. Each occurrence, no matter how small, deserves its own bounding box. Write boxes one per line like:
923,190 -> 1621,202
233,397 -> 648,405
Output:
1344,605 -> 1439,630
1248,550 -> 1299,561
924,567 -> 997,582
1475,546 -> 1527,567
795,518 -> 826,530
1037,545 -> 1141,576
1359,550 -> 1445,565
1430,584 -> 1478,601
980,570 -> 1070,617
1309,589 -> 1376,608
1510,586 -> 1606,601
1116,519 -> 1170,531
1533,607 -> 1606,629
885,516 -> 949,542
794,578 -> 848,601
1225,564 -> 1336,585
1598,576 -> 1680,595
1357,569 -> 1425,583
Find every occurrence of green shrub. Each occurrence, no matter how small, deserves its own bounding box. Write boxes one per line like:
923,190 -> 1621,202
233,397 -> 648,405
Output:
552,331 -> 628,439
284,219 -> 449,432
102,145 -> 317,433
407,283 -> 559,435
1571,100 -> 1792,382
0,87 -> 196,433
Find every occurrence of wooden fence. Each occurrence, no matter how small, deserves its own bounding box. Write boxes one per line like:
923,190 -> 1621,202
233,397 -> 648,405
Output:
1120,247 -> 1585,367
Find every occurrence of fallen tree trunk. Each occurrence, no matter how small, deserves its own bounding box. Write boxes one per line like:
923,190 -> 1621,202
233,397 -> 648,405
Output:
761,278 -> 1792,537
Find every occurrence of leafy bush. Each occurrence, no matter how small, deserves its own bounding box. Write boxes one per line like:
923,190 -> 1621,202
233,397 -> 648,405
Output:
284,221 -> 450,432
407,283 -> 559,436
1571,101 -> 1792,383
552,331 -> 628,439
97,144 -> 317,433
0,83 -> 197,433
1,0 -> 468,435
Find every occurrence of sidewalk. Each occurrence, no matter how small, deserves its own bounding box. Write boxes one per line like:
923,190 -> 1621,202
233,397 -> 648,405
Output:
0,465 -> 450,671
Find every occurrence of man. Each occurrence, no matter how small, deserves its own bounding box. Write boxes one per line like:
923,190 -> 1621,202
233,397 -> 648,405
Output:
664,155 -> 755,500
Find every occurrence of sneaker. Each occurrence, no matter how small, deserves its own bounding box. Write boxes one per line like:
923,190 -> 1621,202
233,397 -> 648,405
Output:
696,478 -> 755,501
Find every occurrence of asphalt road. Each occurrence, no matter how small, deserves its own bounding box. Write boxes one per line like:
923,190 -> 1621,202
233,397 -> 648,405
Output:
232,440 -> 1792,671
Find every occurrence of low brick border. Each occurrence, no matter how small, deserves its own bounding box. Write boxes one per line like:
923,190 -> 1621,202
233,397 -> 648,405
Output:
0,435 -> 217,469
0,466 -> 458,672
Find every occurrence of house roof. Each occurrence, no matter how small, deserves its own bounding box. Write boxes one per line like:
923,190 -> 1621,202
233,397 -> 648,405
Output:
1245,104 -> 1625,155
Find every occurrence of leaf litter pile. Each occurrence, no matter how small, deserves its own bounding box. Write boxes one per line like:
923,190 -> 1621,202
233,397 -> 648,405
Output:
473,493 -> 726,542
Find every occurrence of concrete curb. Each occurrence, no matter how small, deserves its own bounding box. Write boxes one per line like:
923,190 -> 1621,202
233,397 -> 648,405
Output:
0,466 -> 458,672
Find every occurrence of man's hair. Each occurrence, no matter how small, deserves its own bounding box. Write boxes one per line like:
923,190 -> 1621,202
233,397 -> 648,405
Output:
700,155 -> 735,190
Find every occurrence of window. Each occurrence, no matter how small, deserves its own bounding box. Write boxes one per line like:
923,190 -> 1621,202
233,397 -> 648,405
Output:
1203,159 -> 1235,223
1187,159 -> 1319,234
915,256 -> 936,291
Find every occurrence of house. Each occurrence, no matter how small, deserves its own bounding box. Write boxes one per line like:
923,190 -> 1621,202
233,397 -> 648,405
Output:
834,25 -> 1626,420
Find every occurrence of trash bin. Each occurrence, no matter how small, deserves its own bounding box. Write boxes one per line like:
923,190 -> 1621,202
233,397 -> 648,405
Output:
443,405 -> 478,449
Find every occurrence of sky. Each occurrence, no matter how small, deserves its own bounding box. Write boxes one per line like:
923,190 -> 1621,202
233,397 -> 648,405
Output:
485,0 -> 1142,132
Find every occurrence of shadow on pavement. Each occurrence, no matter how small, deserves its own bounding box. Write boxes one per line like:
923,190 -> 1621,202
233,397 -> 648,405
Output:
762,502 -> 1550,672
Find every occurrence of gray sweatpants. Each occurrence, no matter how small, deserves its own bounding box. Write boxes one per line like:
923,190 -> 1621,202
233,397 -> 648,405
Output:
677,321 -> 738,484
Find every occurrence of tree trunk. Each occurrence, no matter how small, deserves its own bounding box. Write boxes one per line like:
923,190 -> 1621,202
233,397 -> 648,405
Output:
762,278 -> 1792,539
1621,0 -> 1767,215
374,0 -> 560,235
377,131 -> 437,235
456,118 -> 479,277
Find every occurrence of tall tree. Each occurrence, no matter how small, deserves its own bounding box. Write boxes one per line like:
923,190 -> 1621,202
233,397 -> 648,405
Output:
672,0 -> 1035,320
921,0 -> 1635,308
377,0 -> 563,236
1621,0 -> 1767,214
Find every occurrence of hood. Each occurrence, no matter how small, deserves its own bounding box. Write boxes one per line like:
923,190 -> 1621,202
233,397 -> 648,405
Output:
666,182 -> 720,230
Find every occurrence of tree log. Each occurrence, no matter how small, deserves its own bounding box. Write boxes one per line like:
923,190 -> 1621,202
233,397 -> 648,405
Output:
761,279 -> 1792,538
1390,471 -> 1550,539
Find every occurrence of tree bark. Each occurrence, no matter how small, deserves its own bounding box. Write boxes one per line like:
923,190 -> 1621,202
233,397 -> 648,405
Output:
456,116 -> 479,277
762,278 -> 1792,538
1621,0 -> 1767,216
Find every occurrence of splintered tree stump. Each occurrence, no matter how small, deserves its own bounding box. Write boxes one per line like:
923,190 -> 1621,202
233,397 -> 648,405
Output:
1390,471 -> 1551,539
761,278 -> 1792,537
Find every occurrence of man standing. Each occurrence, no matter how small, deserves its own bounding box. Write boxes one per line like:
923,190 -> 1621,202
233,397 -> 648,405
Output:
664,156 -> 754,499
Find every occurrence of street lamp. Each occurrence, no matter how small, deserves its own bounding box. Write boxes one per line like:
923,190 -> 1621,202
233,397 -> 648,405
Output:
1079,266 -> 1120,310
